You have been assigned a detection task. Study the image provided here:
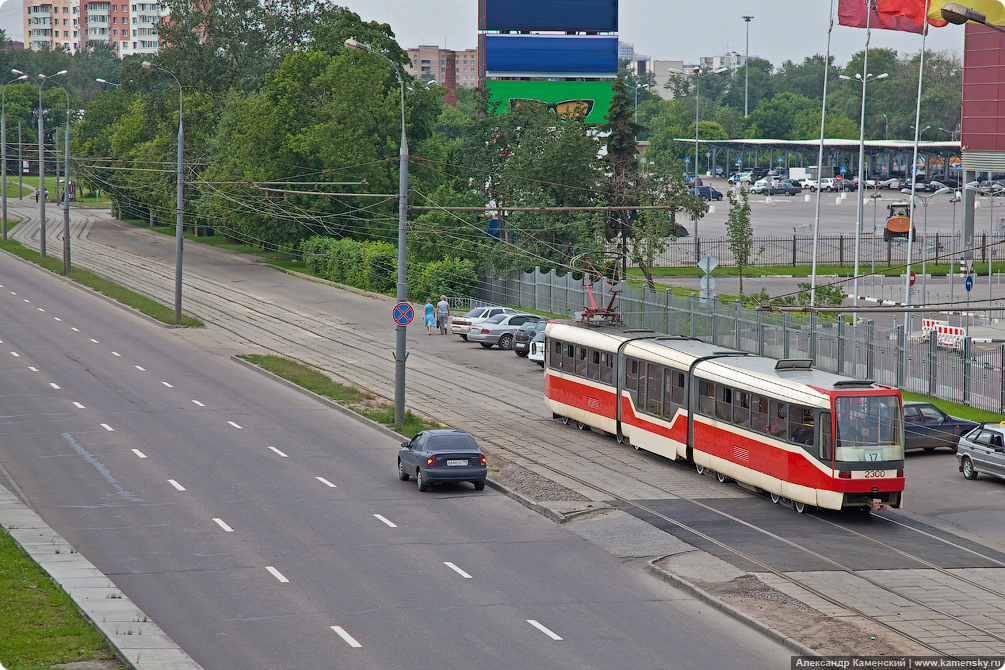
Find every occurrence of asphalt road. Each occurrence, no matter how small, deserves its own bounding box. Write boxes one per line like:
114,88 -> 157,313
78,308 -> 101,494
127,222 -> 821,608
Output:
0,252 -> 792,669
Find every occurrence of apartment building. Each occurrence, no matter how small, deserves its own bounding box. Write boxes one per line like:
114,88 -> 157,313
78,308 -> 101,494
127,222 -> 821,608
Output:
23,0 -> 167,56
405,45 -> 480,88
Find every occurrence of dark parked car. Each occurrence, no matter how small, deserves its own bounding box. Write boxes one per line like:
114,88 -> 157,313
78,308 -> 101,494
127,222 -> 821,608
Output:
514,319 -> 548,357
690,186 -> 723,201
398,429 -> 487,491
766,181 -> 801,196
903,401 -> 978,452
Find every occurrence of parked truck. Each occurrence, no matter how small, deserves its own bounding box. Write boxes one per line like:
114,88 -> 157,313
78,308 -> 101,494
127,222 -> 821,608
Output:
884,201 -> 917,241
788,167 -> 809,182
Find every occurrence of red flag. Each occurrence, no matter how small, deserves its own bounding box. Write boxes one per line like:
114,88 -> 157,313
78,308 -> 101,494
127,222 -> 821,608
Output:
876,0 -> 948,27
837,0 -> 926,33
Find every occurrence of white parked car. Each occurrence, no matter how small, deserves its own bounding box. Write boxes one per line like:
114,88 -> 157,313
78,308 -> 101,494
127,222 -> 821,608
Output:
800,178 -> 818,191
878,177 -> 901,190
450,306 -> 519,340
728,172 -> 754,186
750,178 -> 770,194
818,178 -> 837,192
527,330 -> 546,367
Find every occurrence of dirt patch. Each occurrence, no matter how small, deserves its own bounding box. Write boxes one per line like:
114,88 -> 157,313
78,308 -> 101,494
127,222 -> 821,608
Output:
676,570 -> 926,656
53,661 -> 125,670
487,452 -> 590,503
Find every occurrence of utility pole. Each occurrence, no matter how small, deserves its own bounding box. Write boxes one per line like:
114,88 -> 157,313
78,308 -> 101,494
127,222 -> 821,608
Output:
743,15 -> 754,116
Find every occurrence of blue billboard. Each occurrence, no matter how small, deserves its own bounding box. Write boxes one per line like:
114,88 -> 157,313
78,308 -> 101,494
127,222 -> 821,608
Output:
479,0 -> 618,32
484,35 -> 617,77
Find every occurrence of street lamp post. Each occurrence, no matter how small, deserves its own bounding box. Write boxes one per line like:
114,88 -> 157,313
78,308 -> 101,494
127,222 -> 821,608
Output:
950,191 -> 961,305
743,15 -> 753,116
2,73 -> 28,241
882,113 -> 888,140
345,38 -> 409,426
142,61 -> 184,324
870,190 -> 882,289
838,69 -> 889,306
942,2 -> 1005,35
13,68 -> 67,258
902,187 -> 952,320
49,84 -> 71,276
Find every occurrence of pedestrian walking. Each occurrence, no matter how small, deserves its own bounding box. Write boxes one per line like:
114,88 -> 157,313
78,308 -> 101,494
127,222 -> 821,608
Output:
436,295 -> 450,334
424,298 -> 435,335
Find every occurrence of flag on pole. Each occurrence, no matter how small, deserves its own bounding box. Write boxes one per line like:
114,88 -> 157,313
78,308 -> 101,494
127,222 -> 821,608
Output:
837,0 -> 926,32
877,0 -> 948,27
928,0 -> 1005,25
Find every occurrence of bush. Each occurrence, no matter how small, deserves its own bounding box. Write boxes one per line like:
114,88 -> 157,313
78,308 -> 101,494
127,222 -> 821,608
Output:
301,237 -> 397,292
412,257 -> 479,301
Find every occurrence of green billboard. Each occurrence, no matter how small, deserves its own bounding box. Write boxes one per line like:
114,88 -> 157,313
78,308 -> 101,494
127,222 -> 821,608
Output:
485,79 -> 615,124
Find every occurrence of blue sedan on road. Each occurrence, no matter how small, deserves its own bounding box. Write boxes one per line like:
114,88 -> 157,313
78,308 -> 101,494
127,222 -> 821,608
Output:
398,429 -> 487,491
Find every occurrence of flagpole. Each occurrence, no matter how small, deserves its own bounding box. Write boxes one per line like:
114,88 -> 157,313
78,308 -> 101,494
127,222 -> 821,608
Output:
852,3 -> 872,308
903,0 -> 932,335
811,0 -> 837,306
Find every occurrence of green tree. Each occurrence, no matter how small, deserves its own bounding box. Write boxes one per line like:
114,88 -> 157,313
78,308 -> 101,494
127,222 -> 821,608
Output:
602,78 -> 643,262
747,92 -> 816,139
724,188 -> 754,294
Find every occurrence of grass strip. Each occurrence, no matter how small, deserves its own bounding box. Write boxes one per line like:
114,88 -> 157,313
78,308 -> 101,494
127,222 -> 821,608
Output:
0,527 -> 120,670
900,391 -> 1005,423
0,236 -> 203,327
238,354 -> 436,438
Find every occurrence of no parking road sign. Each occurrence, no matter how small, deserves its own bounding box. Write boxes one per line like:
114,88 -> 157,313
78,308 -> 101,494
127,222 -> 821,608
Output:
392,302 -> 414,326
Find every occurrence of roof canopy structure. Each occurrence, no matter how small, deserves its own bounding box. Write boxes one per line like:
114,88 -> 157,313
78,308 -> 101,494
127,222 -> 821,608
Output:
673,138 -> 961,152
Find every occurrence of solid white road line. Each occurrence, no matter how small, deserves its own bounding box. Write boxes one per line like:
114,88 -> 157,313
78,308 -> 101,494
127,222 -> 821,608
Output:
227,421 -> 243,429
73,402 -> 85,409
373,514 -> 397,528
316,477 -> 337,488
100,424 -> 114,432
268,446 -> 288,457
265,566 -> 289,583
212,518 -> 234,532
131,449 -> 147,459
527,620 -> 563,640
134,365 -> 145,371
330,626 -> 362,648
168,480 -> 186,491
49,383 -> 60,389
444,562 -> 473,579
162,381 -> 173,388
191,400 -> 205,406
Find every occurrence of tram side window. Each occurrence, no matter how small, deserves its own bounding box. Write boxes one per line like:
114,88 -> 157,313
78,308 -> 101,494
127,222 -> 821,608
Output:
670,370 -> 685,406
626,358 -> 639,392
575,346 -> 588,377
647,366 -> 662,415
600,352 -> 614,384
751,396 -> 769,434
563,344 -> 576,374
637,361 -> 648,408
697,379 -> 715,416
733,391 -> 751,428
820,411 -> 833,460
587,349 -> 601,381
550,340 -> 563,370
768,400 -> 788,440
789,406 -> 816,447
715,384 -> 732,422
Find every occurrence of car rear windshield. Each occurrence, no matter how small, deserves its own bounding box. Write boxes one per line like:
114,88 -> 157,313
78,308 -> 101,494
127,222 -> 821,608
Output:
427,435 -> 478,452
486,314 -> 507,324
464,308 -> 486,317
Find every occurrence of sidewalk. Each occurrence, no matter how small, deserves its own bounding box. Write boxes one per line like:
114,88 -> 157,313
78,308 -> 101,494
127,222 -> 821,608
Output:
7,204 -> 1005,659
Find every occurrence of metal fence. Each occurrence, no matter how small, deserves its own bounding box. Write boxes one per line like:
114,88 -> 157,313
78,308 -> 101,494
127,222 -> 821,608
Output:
477,267 -> 1005,413
630,232 -> 1004,268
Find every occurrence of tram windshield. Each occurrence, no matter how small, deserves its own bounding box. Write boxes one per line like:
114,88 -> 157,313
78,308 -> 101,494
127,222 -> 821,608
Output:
832,395 -> 903,463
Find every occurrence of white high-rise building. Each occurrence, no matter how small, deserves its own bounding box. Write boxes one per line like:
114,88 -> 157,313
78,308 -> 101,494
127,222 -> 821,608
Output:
23,0 -> 167,55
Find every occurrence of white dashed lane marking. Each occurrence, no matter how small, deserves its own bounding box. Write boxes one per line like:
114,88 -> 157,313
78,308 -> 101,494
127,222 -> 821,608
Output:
265,566 -> 289,583
132,449 -> 147,459
192,400 -> 205,407
53,317 -> 61,322
28,367 -> 37,372
373,514 -> 397,528
37,308 -> 44,312
316,477 -> 337,488
100,424 -> 114,432
90,339 -> 99,343
168,480 -> 186,491
111,352 -> 120,356
72,402 -> 85,409
71,327 -> 79,332
10,352 -> 18,357
212,518 -> 234,532
330,626 -> 362,648
268,446 -> 288,457
49,383 -> 60,389
527,620 -> 563,640
444,562 -> 473,579
134,365 -> 145,371
161,382 -> 173,388
227,421 -> 243,429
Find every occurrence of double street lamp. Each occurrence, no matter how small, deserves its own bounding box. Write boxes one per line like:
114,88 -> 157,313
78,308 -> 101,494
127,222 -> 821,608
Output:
344,38 -> 410,426
2,73 -> 28,241
14,68 -> 67,258
838,69 -> 889,306
901,186 -> 952,319
142,61 -> 184,324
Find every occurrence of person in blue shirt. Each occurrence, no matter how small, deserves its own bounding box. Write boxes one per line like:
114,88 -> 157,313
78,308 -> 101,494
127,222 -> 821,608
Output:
424,298 -> 435,335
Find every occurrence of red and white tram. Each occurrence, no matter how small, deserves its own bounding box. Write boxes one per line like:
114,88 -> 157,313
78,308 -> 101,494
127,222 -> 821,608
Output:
543,323 -> 905,512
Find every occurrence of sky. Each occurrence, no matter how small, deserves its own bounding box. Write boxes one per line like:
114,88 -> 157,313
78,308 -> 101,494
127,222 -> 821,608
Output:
341,0 -> 966,68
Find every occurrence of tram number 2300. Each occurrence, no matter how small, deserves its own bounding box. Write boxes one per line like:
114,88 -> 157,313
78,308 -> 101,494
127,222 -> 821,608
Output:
863,470 -> 887,479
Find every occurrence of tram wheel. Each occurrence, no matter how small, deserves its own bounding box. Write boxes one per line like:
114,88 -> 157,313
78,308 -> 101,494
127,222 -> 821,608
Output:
716,471 -> 728,483
794,501 -> 808,514
695,463 -> 706,476
770,492 -> 780,504
575,421 -> 586,430
560,416 -> 570,425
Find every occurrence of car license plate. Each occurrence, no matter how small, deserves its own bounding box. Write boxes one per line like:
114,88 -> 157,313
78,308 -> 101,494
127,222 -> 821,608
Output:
446,459 -> 468,466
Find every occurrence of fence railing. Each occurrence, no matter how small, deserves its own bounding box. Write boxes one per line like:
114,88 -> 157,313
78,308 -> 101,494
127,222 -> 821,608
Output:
477,267 -> 1005,413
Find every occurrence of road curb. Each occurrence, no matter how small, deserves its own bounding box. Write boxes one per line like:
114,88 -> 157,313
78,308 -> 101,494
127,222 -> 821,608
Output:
484,479 -> 570,524
643,561 -> 823,659
0,484 -> 204,670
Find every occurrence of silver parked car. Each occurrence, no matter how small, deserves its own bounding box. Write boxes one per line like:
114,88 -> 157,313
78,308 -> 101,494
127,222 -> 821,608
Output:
449,306 -> 519,340
467,313 -> 541,350
957,423 -> 1005,482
